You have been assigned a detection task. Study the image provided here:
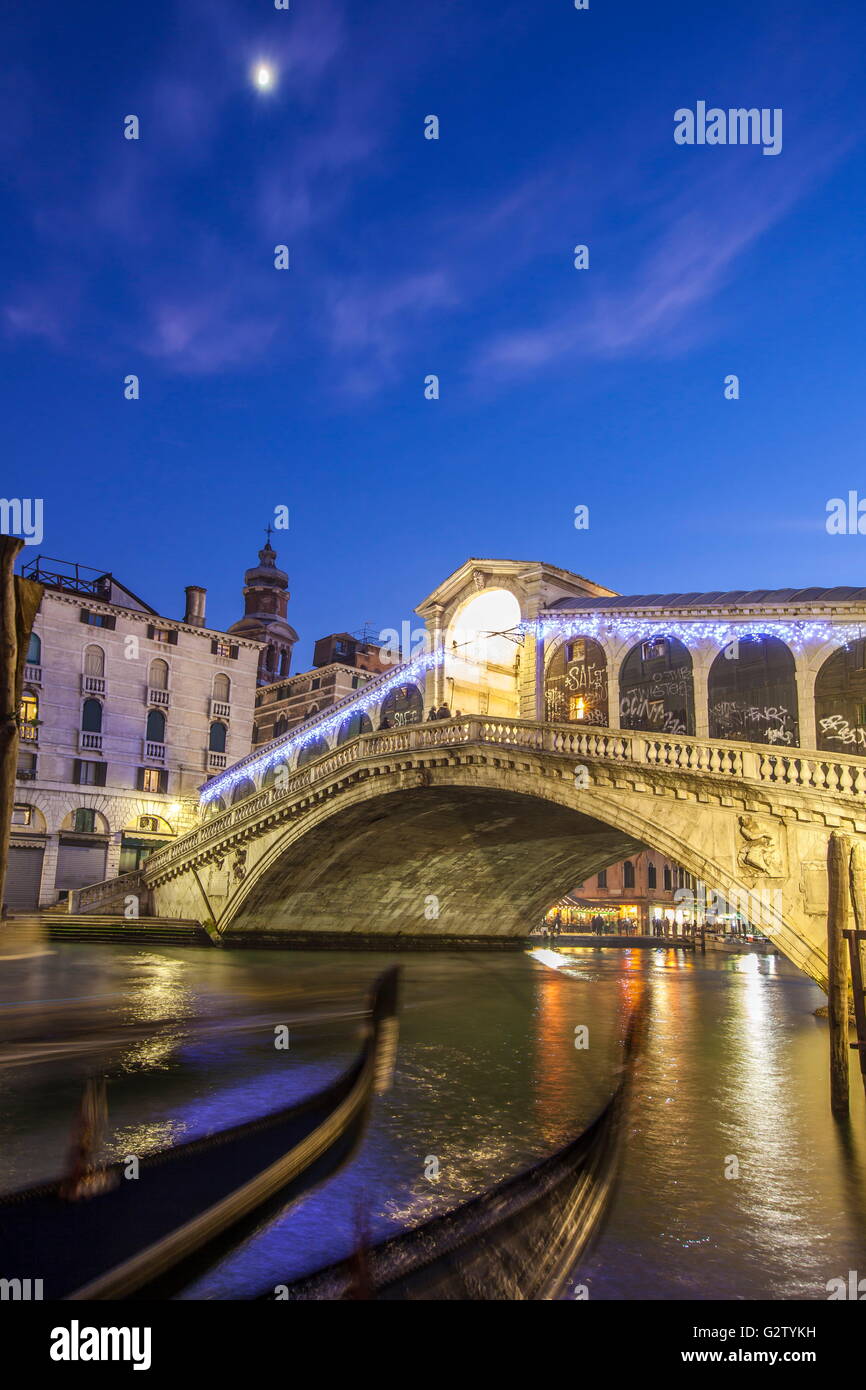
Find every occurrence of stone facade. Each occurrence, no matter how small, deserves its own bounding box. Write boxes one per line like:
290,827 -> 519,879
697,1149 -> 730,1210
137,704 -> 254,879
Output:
8,563 -> 261,908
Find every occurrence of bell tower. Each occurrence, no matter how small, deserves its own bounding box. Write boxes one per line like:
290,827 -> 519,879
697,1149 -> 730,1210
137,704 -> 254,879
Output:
228,530 -> 299,685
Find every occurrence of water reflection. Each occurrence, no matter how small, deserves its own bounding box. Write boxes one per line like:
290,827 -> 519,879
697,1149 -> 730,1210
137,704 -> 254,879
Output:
0,942 -> 864,1300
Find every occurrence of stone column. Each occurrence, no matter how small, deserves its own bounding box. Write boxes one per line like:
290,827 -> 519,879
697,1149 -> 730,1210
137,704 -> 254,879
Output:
38,832 -> 60,906
692,648 -> 713,739
105,831 -> 123,881
795,661 -> 817,751
424,605 -> 445,711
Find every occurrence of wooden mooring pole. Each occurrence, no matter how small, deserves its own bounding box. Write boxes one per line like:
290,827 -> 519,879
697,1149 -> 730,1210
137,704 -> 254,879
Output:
827,831 -> 851,1117
847,841 -> 866,1106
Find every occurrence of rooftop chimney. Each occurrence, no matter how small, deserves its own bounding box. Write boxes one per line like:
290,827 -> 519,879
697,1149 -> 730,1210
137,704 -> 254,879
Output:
184,585 -> 207,627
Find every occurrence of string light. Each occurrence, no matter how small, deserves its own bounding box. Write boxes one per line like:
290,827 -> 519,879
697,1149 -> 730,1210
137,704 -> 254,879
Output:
200,648 -> 444,804
200,612 -> 861,804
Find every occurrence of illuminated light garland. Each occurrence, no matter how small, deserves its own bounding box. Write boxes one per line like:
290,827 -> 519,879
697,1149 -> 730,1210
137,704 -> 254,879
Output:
200,647 -> 445,804
200,611 -> 865,804
531,614 -> 866,653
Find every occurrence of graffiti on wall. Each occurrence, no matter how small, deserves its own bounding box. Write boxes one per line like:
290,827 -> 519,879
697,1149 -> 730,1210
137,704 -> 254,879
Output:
819,714 -> 866,750
710,701 -> 795,745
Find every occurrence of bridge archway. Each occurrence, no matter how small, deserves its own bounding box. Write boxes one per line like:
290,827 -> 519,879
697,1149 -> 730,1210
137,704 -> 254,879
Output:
206,762 -> 802,971
708,634 -> 798,746
444,588 -> 521,717
337,710 -> 374,744
544,635 -> 609,726
815,638 -> 866,754
619,636 -> 695,735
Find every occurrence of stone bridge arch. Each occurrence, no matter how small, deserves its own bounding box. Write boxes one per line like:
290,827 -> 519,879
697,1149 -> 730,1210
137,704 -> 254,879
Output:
144,724 -> 852,985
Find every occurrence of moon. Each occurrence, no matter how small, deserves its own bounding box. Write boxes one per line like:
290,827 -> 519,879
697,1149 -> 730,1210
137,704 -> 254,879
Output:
253,63 -> 275,91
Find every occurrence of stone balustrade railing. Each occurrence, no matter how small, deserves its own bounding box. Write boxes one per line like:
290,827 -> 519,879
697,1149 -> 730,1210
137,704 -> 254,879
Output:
70,870 -> 147,913
142,717 -> 866,880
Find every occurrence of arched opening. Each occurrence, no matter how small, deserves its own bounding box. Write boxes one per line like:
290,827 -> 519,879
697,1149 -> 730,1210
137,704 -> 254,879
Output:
27,632 -> 41,664
815,640 -> 866,753
545,636 -> 609,725
208,721 -> 227,753
337,711 -> 373,744
297,737 -> 330,768
82,698 -> 103,733
708,635 -> 798,746
231,778 -> 256,805
261,760 -> 289,789
444,589 -> 522,717
213,673 -> 231,703
274,715 -> 289,739
619,636 -> 694,735
379,684 -> 424,729
146,708 -> 166,743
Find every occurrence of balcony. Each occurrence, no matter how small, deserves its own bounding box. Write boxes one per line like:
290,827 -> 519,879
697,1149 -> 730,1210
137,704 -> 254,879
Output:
23,663 -> 42,685
207,751 -> 227,770
79,731 -> 103,752
148,687 -> 171,707
210,699 -> 231,720
144,740 -> 166,762
82,674 -> 106,695
19,723 -> 39,744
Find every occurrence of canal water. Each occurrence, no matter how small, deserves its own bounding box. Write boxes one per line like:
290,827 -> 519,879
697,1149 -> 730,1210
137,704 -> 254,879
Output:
1,940 -> 865,1300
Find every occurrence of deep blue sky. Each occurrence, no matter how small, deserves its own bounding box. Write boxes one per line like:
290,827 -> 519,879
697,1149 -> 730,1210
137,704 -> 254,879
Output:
3,1 -> 865,666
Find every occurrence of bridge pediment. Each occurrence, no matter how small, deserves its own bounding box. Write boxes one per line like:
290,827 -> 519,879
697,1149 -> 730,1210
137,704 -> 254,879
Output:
415,558 -> 616,625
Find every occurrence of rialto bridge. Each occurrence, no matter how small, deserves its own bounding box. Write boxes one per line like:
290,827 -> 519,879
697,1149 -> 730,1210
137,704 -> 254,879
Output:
73,559 -> 866,989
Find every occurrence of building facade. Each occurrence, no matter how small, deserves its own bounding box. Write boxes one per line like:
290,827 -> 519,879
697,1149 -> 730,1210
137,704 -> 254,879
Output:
7,558 -> 261,909
252,634 -> 387,747
546,851 -> 693,933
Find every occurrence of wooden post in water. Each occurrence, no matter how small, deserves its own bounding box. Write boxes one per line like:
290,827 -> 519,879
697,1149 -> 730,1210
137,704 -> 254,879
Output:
847,842 -> 866,1104
0,537 -> 43,918
827,831 -> 851,1117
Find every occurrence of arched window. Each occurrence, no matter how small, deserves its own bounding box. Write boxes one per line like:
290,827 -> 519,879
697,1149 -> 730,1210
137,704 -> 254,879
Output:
663,866 -> 672,891
26,632 -> 41,663
265,645 -> 276,673
623,860 -> 635,888
231,778 -> 255,805
149,658 -> 169,691
708,634 -> 798,746
213,673 -> 230,703
84,644 -> 105,677
647,862 -> 657,889
146,708 -> 166,743
19,689 -> 38,728
597,870 -> 607,889
544,637 -> 609,725
82,698 -> 103,732
307,704 -> 319,719
274,715 -> 288,738
619,636 -> 695,736
208,721 -> 227,752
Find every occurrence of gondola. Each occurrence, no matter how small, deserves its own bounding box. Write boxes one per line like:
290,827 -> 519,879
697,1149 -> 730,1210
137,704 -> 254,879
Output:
264,1002 -> 644,1301
0,967 -> 399,1301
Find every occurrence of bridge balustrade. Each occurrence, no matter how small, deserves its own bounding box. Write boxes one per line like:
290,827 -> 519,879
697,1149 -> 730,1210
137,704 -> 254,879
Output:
142,716 -> 866,882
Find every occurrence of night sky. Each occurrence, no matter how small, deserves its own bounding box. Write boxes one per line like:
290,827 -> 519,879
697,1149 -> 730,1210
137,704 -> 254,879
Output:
3,1 -> 865,665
